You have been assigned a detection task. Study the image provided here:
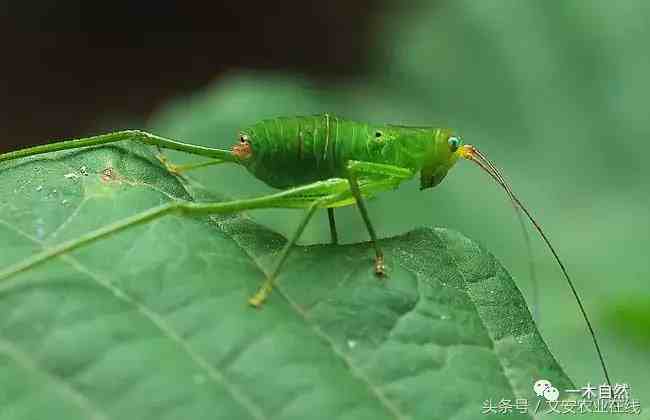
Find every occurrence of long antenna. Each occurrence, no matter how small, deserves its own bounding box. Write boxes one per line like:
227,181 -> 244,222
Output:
460,145 -> 611,386
463,152 -> 539,321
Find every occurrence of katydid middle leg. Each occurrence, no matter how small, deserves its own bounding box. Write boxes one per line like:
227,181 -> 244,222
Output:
327,208 -> 338,245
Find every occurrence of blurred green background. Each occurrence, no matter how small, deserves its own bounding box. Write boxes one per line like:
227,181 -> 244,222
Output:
2,0 -> 648,411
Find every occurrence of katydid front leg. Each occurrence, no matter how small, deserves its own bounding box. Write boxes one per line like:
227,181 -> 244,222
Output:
345,160 -> 415,276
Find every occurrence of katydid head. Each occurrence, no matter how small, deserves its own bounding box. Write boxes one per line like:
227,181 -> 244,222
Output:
419,129 -> 464,190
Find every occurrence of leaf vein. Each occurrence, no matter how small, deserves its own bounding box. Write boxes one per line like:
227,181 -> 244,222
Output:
0,338 -> 111,420
222,233 -> 412,420
434,230 -> 536,420
0,220 -> 269,420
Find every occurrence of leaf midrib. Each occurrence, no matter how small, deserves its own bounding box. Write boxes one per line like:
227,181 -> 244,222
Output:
0,213 -> 268,420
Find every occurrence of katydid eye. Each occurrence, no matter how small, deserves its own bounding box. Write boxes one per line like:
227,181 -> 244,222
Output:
448,136 -> 461,152
240,134 -> 250,144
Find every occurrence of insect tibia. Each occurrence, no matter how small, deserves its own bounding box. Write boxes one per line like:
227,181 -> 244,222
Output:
0,130 -> 240,165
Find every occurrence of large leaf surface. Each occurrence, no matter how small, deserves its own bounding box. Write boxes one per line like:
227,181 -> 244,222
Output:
0,141 -> 571,419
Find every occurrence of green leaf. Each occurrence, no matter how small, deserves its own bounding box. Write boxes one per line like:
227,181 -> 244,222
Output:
0,140 -> 571,420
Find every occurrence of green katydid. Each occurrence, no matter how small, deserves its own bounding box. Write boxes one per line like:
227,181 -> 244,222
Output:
0,114 -> 611,385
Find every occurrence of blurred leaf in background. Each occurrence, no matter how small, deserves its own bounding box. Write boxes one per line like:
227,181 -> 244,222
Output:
150,0 -> 650,411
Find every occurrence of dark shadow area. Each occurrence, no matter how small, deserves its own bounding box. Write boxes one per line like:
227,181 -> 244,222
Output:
0,0 -> 386,151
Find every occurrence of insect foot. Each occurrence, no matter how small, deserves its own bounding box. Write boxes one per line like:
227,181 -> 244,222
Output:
248,282 -> 273,308
155,153 -> 184,176
166,164 -> 184,176
374,255 -> 386,277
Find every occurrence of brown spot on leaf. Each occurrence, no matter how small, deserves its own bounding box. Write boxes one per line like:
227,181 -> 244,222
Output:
101,167 -> 117,182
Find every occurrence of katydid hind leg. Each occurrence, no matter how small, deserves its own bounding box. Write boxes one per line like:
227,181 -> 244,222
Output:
248,202 -> 323,307
0,178 -> 353,304
0,130 -> 238,164
0,203 -> 179,285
